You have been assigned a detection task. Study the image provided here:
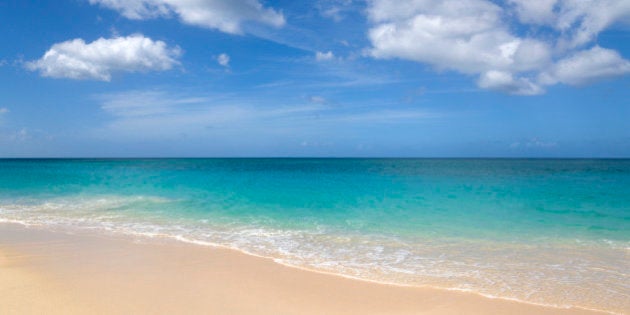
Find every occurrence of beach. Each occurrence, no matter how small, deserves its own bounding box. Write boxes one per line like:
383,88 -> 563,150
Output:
1,223 -> 611,315
0,159 -> 628,314
5,0 -> 629,312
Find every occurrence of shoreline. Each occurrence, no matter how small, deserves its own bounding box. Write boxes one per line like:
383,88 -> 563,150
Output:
0,223 -> 613,315
123,229 -> 620,314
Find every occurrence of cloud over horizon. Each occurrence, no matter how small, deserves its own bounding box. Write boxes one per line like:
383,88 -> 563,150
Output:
94,89 -> 435,140
26,35 -> 181,81
366,0 -> 630,95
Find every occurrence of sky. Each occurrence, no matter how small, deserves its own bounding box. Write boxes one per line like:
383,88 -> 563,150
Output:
0,0 -> 629,158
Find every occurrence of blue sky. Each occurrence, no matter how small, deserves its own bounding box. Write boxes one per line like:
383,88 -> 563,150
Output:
0,0 -> 629,157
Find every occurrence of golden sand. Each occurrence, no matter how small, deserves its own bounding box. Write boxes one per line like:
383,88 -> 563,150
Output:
0,223 -> 607,315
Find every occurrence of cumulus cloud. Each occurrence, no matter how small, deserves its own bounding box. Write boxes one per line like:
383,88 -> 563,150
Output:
539,46 -> 630,86
477,71 -> 543,95
366,0 -> 630,94
510,0 -> 630,49
217,53 -> 230,67
26,35 -> 181,81
316,51 -> 335,61
508,0 -> 558,25
89,0 -> 285,34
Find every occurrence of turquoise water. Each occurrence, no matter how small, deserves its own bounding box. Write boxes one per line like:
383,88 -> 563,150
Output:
0,159 -> 628,313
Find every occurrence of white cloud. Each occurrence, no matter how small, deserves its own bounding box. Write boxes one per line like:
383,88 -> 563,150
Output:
317,0 -> 355,22
217,53 -> 230,67
89,0 -> 285,35
26,35 -> 181,81
539,46 -> 630,86
368,11 -> 550,73
321,6 -> 344,21
366,0 -> 630,95
508,0 -> 558,25
477,71 -> 543,95
88,0 -> 170,19
512,0 -> 630,49
316,51 -> 335,61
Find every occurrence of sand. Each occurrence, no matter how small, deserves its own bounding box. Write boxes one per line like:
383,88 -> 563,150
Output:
0,223 -> 608,315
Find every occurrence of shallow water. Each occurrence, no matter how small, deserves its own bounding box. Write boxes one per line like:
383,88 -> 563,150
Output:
1,159 -> 628,313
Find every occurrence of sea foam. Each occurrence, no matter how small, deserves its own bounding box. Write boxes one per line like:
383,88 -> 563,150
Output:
1,194 -> 627,314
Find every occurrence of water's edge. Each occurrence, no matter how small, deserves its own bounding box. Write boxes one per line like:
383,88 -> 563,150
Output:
134,227 -> 621,315
0,220 -> 620,315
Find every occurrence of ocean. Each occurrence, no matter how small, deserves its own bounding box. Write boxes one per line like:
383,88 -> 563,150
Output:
0,158 -> 628,313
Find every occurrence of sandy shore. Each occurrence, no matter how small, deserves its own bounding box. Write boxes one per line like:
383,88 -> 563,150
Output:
0,223 -> 608,315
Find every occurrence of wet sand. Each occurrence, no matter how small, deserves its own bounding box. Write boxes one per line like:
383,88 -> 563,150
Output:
0,223 -> 608,315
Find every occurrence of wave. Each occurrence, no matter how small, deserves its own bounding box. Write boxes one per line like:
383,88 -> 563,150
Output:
1,195 -> 628,314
